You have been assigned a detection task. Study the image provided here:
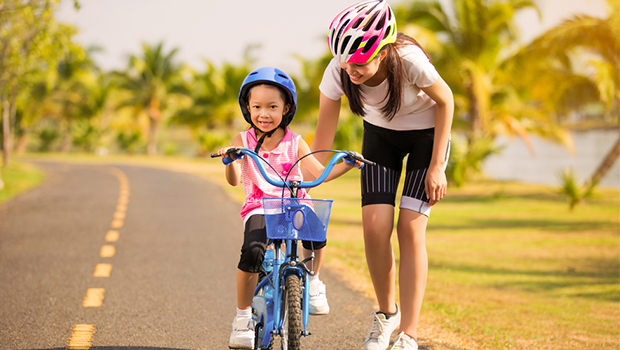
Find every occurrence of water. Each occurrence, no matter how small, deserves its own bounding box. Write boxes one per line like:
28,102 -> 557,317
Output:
483,129 -> 619,188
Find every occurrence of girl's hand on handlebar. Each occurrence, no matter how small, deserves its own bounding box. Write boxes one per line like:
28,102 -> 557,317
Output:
216,147 -> 234,157
344,151 -> 365,169
212,147 -> 243,165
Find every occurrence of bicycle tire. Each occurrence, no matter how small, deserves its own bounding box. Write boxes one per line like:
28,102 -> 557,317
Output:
282,274 -> 303,350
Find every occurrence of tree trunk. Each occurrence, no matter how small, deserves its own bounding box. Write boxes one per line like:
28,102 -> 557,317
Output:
59,117 -> 72,153
0,95 -> 5,189
147,116 -> 159,156
2,95 -> 10,167
586,131 -> 620,186
15,133 -> 28,154
146,99 -> 161,156
466,83 -> 482,142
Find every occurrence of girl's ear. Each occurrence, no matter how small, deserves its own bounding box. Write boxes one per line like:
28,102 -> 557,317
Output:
283,104 -> 290,115
378,49 -> 388,62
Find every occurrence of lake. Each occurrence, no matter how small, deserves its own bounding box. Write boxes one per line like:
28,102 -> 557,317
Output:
483,129 -> 619,188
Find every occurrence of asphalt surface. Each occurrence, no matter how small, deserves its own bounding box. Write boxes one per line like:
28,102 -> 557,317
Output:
0,161 -> 381,350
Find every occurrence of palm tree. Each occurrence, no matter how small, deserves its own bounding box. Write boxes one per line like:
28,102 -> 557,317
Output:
517,0 -> 618,186
395,0 -> 543,140
49,44 -> 99,152
394,0 -> 579,184
115,42 -> 185,155
169,45 -> 259,155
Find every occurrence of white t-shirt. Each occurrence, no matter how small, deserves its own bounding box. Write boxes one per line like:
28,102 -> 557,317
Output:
319,44 -> 439,131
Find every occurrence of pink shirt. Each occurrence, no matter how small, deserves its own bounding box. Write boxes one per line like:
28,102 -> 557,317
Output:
240,128 -> 310,222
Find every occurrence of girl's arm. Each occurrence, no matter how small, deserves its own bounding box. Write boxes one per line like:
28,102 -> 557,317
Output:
299,137 -> 355,182
421,76 -> 454,206
217,133 -> 243,186
310,92 -> 342,163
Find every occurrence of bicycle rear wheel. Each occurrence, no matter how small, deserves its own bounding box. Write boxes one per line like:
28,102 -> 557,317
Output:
282,274 -> 303,350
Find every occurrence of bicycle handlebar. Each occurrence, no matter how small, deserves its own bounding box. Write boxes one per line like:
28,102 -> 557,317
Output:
210,147 -> 375,189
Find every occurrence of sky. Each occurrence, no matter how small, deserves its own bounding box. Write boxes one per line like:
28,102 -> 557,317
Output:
56,0 -> 609,75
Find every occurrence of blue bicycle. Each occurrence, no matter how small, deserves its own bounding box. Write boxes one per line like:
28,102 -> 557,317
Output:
212,147 -> 373,350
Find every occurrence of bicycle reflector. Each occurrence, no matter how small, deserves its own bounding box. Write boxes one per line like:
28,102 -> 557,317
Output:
292,209 -> 305,231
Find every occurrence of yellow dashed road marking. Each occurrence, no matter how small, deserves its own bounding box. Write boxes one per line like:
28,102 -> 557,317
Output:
105,230 -> 119,242
82,288 -> 105,307
118,196 -> 129,205
93,264 -> 112,277
99,245 -> 116,258
68,168 -> 132,348
110,219 -> 124,229
67,324 -> 95,350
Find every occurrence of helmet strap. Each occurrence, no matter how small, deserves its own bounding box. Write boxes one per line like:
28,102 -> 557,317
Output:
254,127 -> 278,153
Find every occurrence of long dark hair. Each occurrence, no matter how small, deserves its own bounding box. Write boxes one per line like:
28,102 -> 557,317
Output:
340,33 -> 431,121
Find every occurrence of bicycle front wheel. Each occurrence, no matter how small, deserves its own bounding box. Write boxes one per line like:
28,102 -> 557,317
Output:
282,274 -> 303,350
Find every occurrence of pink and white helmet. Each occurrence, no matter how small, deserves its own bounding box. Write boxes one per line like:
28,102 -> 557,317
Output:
328,0 -> 397,64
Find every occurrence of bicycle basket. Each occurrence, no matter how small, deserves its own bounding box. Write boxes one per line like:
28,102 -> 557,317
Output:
262,197 -> 333,242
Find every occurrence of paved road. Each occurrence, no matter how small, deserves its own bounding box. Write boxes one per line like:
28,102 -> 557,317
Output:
0,161 -> 379,350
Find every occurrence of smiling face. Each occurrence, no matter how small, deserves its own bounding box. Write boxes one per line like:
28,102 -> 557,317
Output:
246,84 -> 290,135
339,50 -> 387,86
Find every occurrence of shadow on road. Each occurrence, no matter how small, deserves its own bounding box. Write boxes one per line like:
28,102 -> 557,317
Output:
25,344 -> 450,350
28,348 -> 191,350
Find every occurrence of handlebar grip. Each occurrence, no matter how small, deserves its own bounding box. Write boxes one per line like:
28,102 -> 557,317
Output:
345,151 -> 376,167
361,159 -> 376,167
210,148 -> 242,165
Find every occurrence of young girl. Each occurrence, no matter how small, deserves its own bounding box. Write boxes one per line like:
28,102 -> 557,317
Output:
311,1 -> 454,349
218,67 -> 362,349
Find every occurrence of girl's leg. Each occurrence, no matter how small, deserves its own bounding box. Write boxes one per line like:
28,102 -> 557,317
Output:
362,203 -> 398,314
237,214 -> 267,310
303,247 -> 330,314
231,269 -> 258,348
236,269 -> 258,310
303,246 -> 324,275
395,208 -> 429,339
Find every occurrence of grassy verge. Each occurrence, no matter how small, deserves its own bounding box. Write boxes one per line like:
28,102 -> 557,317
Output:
0,161 -> 45,204
14,153 -> 620,349
312,173 -> 619,350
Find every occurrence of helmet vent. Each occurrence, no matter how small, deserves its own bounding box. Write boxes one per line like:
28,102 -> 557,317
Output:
363,11 -> 379,31
366,2 -> 380,14
362,36 -> 378,54
352,18 -> 364,29
341,36 -> 352,55
383,25 -> 392,40
376,13 -> 386,30
335,19 -> 350,51
350,37 -> 363,54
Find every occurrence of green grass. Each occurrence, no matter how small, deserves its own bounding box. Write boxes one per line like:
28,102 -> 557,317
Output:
0,161 -> 45,203
11,153 -> 620,349
312,175 -> 619,350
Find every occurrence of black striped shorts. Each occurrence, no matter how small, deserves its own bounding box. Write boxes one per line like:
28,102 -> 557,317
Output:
360,121 -> 447,216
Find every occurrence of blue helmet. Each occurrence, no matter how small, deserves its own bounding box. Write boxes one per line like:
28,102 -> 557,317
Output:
239,67 -> 297,128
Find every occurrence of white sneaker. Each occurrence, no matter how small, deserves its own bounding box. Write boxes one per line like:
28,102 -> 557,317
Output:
228,316 -> 254,349
363,307 -> 401,350
308,278 -> 330,315
391,332 -> 418,350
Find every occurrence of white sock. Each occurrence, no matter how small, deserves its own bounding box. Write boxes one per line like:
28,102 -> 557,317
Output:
236,307 -> 252,319
308,273 -> 320,283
